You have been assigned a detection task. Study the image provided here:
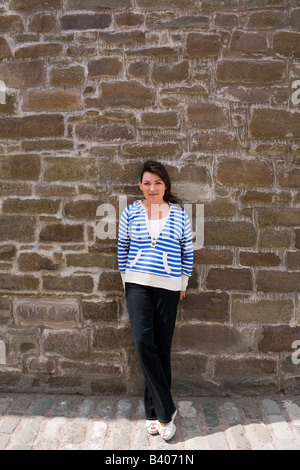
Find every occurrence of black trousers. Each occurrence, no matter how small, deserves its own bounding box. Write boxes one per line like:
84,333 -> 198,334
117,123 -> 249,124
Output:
125,282 -> 180,423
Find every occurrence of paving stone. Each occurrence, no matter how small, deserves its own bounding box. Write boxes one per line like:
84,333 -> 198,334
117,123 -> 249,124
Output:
268,415 -> 296,442
207,431 -> 229,450
225,424 -> 251,450
1,393 -> 300,450
262,399 -> 281,415
202,401 -> 219,428
223,401 -> 241,423
243,422 -> 273,450
0,415 -> 21,433
0,433 -> 10,449
0,398 -> 13,415
31,397 -> 53,417
17,417 -> 43,444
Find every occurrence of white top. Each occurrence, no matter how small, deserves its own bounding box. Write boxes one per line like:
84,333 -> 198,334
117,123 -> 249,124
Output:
148,215 -> 169,238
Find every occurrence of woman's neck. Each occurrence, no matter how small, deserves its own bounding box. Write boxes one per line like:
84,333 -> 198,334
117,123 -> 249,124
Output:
142,200 -> 170,220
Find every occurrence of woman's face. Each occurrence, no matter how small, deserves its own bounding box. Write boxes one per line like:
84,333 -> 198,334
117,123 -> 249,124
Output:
139,172 -> 167,206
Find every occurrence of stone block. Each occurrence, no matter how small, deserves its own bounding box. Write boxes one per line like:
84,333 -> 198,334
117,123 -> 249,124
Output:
296,230 -> 300,249
0,15 -> 24,32
128,61 -> 149,78
204,200 -> 236,217
232,299 -> 294,324
206,268 -> 252,291
66,253 -> 117,269
75,122 -> 135,142
81,300 -> 119,322
147,15 -> 209,30
216,59 -> 285,85
186,33 -> 221,57
66,0 -> 131,9
140,111 -> 179,129
18,253 -> 58,272
216,158 -> 273,187
258,326 -> 300,352
0,274 -> 39,291
247,11 -> 285,29
229,31 -> 268,55
152,61 -> 189,83
42,275 -> 94,293
0,216 -> 36,242
0,60 -> 46,89
215,13 -> 239,28
278,169 -> 300,189
43,157 -> 98,182
93,325 -> 133,349
0,37 -> 12,59
63,200 -> 100,220
187,102 -> 226,129
0,115 -> 64,139
171,352 -> 207,377
191,131 -> 238,153
115,12 -> 144,27
239,251 -> 280,267
50,66 -> 85,86
135,0 -> 196,8
214,357 -> 277,387
0,155 -> 40,181
250,108 -> 300,140
122,142 -> 181,159
257,208 -> 300,227
88,58 -> 122,77
289,8 -> 300,30
98,271 -> 123,291
28,13 -> 56,33
204,221 -> 256,247
43,329 -> 89,358
10,0 -> 62,10
61,14 -> 111,30
181,292 -> 229,322
273,31 -> 300,58
22,90 -> 83,112
258,228 -> 291,249
98,31 -> 145,45
257,271 -> 300,293
15,43 -> 63,59
0,245 -> 16,261
3,198 -> 60,215
90,81 -> 155,109
173,324 -> 241,353
126,46 -> 181,58
99,161 -> 141,185
40,224 -> 84,243
194,248 -> 233,265
14,300 -> 79,325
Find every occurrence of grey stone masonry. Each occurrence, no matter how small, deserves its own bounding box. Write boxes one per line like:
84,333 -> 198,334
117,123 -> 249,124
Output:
0,0 -> 300,396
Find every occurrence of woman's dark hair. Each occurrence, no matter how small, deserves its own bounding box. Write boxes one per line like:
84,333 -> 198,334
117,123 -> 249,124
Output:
140,160 -> 183,207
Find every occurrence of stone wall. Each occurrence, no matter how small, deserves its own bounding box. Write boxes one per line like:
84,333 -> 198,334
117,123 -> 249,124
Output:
0,0 -> 300,396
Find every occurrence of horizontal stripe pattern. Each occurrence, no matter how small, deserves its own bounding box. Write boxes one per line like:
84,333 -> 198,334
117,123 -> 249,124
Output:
117,200 -> 194,290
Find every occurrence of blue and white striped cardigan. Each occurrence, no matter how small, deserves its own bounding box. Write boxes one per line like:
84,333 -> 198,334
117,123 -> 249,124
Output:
118,200 -> 194,291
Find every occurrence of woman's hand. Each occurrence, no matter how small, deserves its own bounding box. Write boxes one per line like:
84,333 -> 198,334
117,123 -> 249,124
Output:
180,290 -> 186,300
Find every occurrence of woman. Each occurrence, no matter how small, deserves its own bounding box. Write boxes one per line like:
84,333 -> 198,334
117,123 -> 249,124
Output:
117,160 -> 194,441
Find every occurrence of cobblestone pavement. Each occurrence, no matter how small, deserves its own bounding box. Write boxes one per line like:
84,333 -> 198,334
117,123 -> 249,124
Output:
1,393 -> 300,451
